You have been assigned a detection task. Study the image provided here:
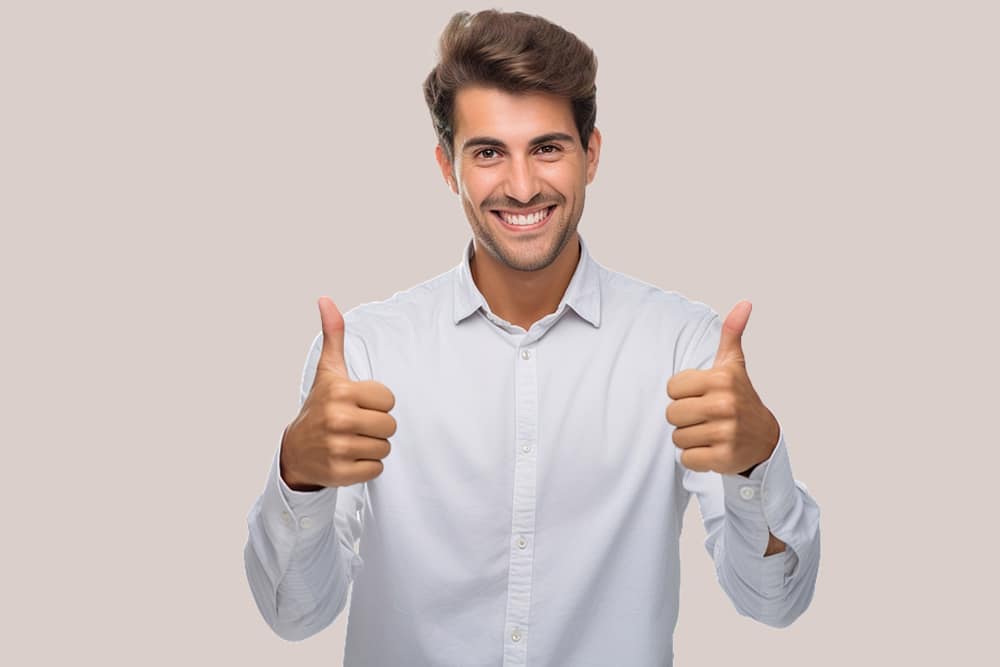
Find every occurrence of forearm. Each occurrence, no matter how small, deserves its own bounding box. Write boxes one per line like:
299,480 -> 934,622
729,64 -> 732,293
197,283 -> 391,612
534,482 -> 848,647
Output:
765,531 -> 786,556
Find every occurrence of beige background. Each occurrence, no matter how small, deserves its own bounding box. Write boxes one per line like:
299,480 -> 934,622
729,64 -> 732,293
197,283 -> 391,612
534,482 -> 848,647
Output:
2,0 -> 996,664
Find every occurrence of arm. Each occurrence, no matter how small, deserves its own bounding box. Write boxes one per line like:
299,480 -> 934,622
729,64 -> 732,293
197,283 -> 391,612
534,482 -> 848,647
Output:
679,312 -> 821,628
243,329 -> 372,640
738,455 -> 786,556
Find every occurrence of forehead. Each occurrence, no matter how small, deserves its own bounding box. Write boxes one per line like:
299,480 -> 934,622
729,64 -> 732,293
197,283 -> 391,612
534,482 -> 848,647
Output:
453,85 -> 578,145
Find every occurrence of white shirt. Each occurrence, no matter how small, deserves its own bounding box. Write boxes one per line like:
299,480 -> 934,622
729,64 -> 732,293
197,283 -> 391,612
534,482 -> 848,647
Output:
244,233 -> 821,666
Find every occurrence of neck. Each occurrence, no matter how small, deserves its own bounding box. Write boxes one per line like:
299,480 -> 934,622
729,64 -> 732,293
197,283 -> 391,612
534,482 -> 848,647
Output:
470,233 -> 581,331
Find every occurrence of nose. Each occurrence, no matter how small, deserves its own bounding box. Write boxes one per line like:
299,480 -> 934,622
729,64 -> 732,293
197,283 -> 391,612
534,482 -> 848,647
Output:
502,153 -> 542,206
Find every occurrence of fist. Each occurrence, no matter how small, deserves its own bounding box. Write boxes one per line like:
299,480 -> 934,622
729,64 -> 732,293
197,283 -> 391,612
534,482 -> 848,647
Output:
280,296 -> 397,490
666,301 -> 780,475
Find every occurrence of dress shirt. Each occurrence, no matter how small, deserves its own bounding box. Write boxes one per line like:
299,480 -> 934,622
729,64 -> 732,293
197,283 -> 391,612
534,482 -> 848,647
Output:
244,233 -> 821,666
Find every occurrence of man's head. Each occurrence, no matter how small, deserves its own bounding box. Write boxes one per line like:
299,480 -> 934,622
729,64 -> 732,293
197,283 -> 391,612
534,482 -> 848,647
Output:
423,10 -> 601,272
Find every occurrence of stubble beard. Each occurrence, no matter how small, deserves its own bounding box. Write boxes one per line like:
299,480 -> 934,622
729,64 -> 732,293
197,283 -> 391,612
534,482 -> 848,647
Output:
464,195 -> 582,273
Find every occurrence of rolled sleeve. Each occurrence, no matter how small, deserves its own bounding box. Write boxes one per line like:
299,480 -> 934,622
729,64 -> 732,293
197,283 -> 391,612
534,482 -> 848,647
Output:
717,428 -> 819,626
721,428 -> 797,568
247,440 -> 341,589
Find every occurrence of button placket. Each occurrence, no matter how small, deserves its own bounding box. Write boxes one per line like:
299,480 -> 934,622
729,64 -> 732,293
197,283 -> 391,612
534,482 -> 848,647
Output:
503,344 -> 538,664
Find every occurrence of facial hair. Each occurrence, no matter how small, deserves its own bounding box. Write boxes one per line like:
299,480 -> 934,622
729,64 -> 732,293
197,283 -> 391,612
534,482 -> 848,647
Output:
462,191 -> 582,273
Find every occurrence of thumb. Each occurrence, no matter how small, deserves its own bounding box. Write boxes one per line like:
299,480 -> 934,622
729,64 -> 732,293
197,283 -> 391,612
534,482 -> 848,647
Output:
712,300 -> 751,369
316,296 -> 349,379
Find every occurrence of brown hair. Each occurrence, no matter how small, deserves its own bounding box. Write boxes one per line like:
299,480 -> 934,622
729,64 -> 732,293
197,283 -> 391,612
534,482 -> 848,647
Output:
422,9 -> 598,165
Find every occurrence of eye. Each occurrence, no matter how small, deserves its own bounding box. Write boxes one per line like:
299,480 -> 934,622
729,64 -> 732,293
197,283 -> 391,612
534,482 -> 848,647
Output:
476,148 -> 500,159
536,144 -> 563,158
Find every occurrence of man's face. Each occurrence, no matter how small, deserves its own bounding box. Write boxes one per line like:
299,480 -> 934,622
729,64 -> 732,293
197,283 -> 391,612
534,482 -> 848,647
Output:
435,85 -> 601,272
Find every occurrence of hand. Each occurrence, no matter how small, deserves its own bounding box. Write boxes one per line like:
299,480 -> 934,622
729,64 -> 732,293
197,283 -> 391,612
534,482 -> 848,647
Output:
666,301 -> 780,475
280,297 -> 397,490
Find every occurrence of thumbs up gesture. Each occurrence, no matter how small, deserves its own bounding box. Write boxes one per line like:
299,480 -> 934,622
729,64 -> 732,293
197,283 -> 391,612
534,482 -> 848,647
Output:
666,301 -> 781,475
280,297 -> 398,490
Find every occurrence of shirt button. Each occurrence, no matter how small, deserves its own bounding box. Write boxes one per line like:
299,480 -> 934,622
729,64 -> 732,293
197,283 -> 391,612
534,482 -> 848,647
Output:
517,536 -> 527,549
299,516 -> 313,529
739,486 -> 756,500
521,444 -> 532,453
511,629 -> 522,642
521,349 -> 531,360
281,511 -> 293,526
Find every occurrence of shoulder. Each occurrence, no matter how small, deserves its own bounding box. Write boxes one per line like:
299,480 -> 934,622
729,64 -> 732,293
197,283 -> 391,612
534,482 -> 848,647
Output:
597,262 -> 719,327
340,265 -> 456,344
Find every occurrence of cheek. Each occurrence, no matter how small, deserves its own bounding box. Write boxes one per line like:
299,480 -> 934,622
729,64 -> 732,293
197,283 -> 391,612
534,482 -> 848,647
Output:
462,174 -> 498,207
545,164 -> 583,193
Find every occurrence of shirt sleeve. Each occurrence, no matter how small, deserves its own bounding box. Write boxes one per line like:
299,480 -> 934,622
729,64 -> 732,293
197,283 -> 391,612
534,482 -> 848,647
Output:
677,310 -> 822,628
243,327 -> 372,641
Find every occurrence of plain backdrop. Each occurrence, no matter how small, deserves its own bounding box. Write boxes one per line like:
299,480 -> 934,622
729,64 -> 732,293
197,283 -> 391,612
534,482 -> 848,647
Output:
2,1 -> 997,664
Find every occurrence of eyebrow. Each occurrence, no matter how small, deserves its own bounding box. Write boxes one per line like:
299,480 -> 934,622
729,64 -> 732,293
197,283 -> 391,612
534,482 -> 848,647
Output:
461,132 -> 576,153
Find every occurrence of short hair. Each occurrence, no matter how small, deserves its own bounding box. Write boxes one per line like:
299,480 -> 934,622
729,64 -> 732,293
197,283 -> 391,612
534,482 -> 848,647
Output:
422,9 -> 598,165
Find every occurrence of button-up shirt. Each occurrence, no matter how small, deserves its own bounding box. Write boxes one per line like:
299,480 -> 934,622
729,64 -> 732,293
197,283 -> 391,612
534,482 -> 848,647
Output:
244,233 -> 821,666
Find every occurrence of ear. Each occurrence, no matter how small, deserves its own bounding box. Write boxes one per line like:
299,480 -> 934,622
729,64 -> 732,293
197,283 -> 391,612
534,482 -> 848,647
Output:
585,126 -> 602,185
435,143 -> 459,195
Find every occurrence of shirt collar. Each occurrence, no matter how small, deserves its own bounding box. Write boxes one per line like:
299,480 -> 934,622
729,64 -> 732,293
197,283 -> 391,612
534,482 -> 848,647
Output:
452,233 -> 602,328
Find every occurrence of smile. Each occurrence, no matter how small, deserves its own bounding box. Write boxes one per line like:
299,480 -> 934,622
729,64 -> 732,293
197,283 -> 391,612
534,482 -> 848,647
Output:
491,205 -> 556,232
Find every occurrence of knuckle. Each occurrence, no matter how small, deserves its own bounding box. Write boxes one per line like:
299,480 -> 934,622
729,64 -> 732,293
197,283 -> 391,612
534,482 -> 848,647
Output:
327,434 -> 351,459
324,407 -> 351,432
715,396 -> 734,417
321,405 -> 338,428
329,381 -> 353,402
711,370 -> 732,389
327,460 -> 346,484
719,420 -> 737,442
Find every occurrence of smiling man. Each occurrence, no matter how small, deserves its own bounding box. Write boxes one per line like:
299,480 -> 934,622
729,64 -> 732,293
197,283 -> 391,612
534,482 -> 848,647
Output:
436,84 -> 597,331
244,9 -> 821,666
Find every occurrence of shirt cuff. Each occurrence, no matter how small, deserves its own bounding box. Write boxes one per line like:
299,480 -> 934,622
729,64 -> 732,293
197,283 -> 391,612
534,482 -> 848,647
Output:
721,428 -> 795,551
266,438 -> 339,533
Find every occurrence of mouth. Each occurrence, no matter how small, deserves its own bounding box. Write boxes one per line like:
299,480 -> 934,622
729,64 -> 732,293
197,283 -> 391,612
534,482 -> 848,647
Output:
490,205 -> 556,233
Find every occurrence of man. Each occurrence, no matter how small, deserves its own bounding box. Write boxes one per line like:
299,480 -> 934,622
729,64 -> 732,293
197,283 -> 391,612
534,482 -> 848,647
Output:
244,9 -> 820,665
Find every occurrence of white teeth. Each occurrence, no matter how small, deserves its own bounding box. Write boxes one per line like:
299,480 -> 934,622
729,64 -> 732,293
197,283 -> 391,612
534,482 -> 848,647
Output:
500,207 -> 550,226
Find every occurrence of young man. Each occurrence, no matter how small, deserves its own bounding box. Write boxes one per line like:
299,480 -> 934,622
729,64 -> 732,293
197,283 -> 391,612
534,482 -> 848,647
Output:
245,9 -> 821,665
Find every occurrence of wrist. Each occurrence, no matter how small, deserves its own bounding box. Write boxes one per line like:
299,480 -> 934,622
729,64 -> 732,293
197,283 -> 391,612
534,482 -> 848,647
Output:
279,459 -> 325,492
279,424 -> 324,492
740,416 -> 780,477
